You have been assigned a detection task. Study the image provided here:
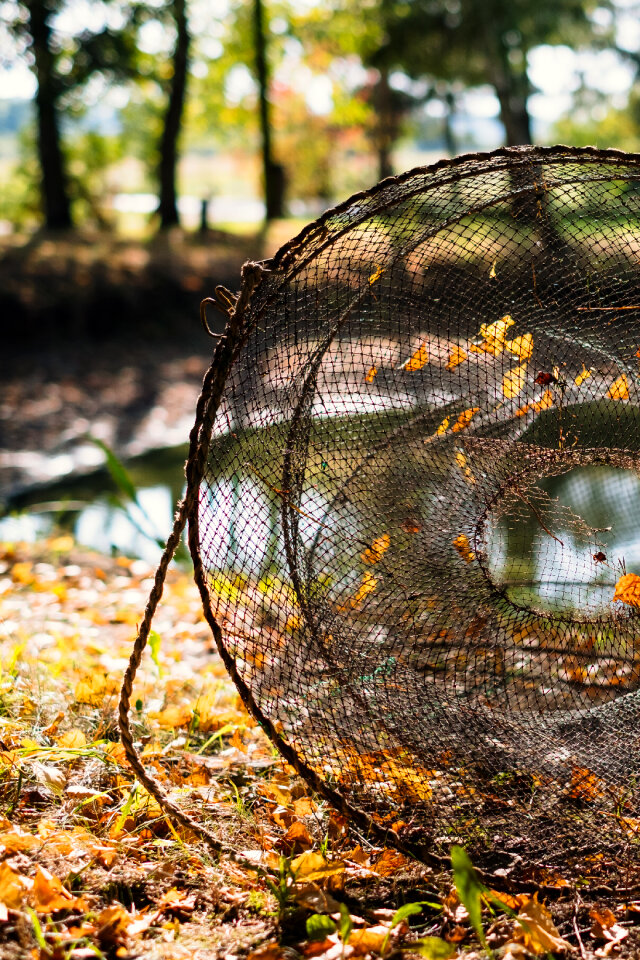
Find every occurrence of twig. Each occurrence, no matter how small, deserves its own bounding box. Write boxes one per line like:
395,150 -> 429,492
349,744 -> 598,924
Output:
573,895 -> 587,960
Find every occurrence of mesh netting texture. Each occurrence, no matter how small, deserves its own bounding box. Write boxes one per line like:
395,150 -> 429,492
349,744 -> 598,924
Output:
195,146 -> 640,875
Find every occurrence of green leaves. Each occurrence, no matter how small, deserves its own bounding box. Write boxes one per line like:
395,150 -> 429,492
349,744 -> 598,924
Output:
410,937 -> 456,959
450,845 -> 490,955
306,913 -> 337,940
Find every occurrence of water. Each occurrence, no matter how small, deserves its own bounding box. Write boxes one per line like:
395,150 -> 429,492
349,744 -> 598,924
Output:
3,435 -> 640,620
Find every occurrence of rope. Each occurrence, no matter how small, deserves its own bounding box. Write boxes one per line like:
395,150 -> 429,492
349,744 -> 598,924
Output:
117,262 -> 272,873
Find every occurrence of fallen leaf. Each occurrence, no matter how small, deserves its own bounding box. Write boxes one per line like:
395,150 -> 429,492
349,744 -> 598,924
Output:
613,573 -> 640,607
294,882 -> 342,913
436,417 -> 450,435
400,518 -> 423,534
0,860 -> 33,909
451,407 -> 479,433
404,343 -> 429,371
569,766 -> 602,802
575,364 -> 592,386
506,333 -> 533,362
489,259 -> 497,279
590,907 -> 626,942
607,373 -> 629,401
56,729 -> 87,749
33,865 -> 83,913
350,572 -> 378,607
470,315 -> 514,355
446,346 -> 467,370
368,265 -> 384,285
514,895 -> 573,954
502,363 -> 528,400
292,851 -> 345,883
455,451 -> 476,485
365,365 -> 377,383
453,534 -> 474,563
349,925 -> 390,955
362,534 -> 390,565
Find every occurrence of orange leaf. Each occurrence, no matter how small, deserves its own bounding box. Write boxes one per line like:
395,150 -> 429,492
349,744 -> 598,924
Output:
451,406 -> 479,433
403,343 -> 429,371
453,534 -> 474,563
607,373 -> 629,401
365,365 -> 377,383
362,534 -> 390,565
613,573 -> 640,607
0,861 -> 33,909
368,265 -> 384,285
446,346 -> 467,370
33,866 -> 83,913
569,766 -> 602,802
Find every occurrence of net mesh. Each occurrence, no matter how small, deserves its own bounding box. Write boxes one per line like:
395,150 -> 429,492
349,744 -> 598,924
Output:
195,146 -> 640,879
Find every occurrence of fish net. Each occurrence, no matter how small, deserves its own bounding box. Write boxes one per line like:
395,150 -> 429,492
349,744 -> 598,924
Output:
191,146 -> 640,880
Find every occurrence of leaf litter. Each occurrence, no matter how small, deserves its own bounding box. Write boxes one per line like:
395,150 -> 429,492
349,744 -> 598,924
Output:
0,537 -> 638,958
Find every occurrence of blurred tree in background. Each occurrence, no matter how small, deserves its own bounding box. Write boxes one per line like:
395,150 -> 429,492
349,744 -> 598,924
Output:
0,0 -> 637,232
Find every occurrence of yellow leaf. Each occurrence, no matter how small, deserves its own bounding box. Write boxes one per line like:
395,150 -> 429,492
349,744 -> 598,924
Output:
403,343 -> 429,371
489,259 -> 497,278
502,363 -> 528,400
613,572 -> 640,607
451,406 -> 479,433
533,389 -> 554,412
453,534 -> 474,563
74,674 -> 120,706
436,417 -> 450,435
362,533 -> 390,565
480,314 -> 514,344
446,346 -> 467,370
291,851 -> 345,882
349,926 -> 391,955
506,333 -> 533,362
455,451 -> 476,485
575,364 -> 592,387
607,373 -> 629,401
368,265 -> 384,285
365,365 -> 377,383
56,729 -> 87,749
148,704 -> 193,729
352,572 -> 378,606
514,895 -> 573,955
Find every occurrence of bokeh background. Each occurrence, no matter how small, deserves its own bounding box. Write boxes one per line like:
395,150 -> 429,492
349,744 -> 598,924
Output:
2,0 -> 640,556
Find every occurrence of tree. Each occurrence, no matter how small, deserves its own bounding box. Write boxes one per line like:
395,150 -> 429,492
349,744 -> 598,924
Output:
253,0 -> 284,219
5,0 -> 138,229
157,0 -> 191,228
377,0 -> 612,147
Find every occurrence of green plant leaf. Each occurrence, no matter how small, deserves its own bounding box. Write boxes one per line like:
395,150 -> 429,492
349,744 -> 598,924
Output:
306,913 -> 337,941
87,435 -> 137,502
410,937 -> 456,959
390,902 -> 427,929
338,902 -> 353,944
149,630 -> 162,673
383,901 -> 432,952
450,845 -> 490,955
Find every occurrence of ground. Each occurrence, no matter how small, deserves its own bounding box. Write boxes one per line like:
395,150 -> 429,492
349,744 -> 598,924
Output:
0,537 -> 639,959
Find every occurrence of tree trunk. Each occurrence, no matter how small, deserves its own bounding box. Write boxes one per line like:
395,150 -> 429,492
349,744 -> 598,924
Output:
253,0 -> 285,220
372,67 -> 396,181
158,0 -> 190,229
26,0 -> 72,229
494,85 -> 532,147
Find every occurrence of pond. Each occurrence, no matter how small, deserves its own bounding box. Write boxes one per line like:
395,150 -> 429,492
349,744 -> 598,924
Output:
3,430 -> 640,620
